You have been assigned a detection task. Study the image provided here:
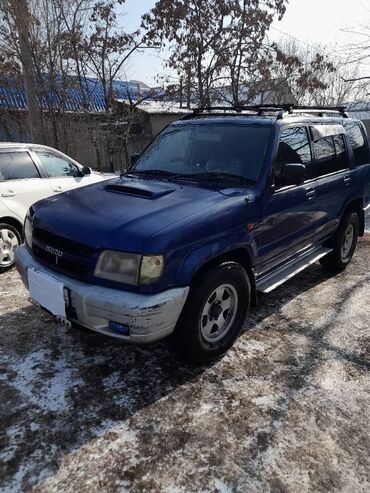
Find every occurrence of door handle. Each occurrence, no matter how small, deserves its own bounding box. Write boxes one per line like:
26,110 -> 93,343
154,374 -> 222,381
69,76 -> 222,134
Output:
53,186 -> 63,192
305,187 -> 316,200
344,175 -> 351,186
1,190 -> 15,197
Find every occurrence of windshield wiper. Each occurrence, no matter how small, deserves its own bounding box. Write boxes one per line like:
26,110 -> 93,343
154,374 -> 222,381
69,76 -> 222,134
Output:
175,172 -> 255,185
123,169 -> 255,185
122,169 -> 177,178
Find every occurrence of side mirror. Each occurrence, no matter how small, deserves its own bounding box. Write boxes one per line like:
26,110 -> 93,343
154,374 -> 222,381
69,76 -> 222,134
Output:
82,166 -> 92,175
130,153 -> 140,167
279,163 -> 306,186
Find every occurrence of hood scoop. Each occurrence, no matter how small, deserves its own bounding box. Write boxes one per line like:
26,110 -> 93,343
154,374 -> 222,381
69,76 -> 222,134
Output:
104,180 -> 175,199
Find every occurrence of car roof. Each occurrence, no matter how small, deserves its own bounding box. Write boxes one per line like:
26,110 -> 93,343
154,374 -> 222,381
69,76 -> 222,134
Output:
0,143 -> 58,151
172,116 -> 275,126
0,142 -> 83,167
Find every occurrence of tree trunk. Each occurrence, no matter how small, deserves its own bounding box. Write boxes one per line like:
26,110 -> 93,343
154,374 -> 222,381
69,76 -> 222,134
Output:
11,0 -> 44,144
186,68 -> 192,109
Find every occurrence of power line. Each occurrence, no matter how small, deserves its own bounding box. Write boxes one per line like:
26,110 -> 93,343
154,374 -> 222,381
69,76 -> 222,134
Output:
270,26 -> 318,50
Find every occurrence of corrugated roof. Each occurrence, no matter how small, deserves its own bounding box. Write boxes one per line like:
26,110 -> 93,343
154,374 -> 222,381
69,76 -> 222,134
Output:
0,77 -> 155,113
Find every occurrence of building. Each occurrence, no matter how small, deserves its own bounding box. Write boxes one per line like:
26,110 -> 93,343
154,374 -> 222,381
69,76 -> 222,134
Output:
346,102 -> 370,135
0,77 -> 167,171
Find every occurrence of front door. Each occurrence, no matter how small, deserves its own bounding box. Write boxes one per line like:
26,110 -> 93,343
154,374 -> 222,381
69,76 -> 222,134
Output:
254,125 -> 318,275
31,149 -> 90,194
0,150 -> 52,221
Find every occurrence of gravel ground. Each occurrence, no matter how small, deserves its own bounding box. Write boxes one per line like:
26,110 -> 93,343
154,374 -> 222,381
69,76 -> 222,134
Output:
1,237 -> 370,492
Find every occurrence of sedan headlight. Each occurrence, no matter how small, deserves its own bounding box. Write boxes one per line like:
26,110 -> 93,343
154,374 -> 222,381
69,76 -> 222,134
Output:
24,215 -> 33,248
94,251 -> 164,285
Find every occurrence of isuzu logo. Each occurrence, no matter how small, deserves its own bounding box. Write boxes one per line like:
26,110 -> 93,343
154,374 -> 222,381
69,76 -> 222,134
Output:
45,245 -> 64,257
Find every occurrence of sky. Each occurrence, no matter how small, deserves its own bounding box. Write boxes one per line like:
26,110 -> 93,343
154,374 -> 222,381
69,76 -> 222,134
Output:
121,0 -> 370,85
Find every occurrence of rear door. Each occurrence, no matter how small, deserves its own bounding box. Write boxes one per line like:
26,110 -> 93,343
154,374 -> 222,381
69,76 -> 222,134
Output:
310,124 -> 352,242
0,150 -> 52,221
343,121 -> 370,211
254,125 -> 319,274
31,149 -> 92,194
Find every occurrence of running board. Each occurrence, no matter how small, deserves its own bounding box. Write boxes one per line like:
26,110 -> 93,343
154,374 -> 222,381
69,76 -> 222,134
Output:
256,246 -> 332,293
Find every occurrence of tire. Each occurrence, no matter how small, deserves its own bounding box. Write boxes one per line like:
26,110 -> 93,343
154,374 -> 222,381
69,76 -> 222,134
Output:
0,223 -> 21,273
174,261 -> 251,363
320,211 -> 359,272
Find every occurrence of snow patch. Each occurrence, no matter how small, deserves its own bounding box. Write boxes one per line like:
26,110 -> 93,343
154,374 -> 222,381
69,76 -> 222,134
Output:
9,349 -> 83,413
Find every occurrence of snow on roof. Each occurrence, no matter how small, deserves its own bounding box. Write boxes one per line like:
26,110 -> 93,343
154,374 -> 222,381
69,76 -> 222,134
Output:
116,99 -> 190,114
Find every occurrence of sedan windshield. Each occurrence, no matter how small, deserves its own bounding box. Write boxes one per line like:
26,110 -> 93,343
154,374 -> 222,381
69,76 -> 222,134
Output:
134,123 -> 271,182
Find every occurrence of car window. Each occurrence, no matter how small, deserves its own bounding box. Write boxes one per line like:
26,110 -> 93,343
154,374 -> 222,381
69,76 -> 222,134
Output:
314,134 -> 348,177
333,134 -> 349,169
0,151 -> 40,181
273,127 -> 314,180
344,122 -> 369,166
35,151 -> 82,178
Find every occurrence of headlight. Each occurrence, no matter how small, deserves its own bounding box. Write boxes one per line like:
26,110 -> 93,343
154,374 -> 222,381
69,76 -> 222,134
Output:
94,251 -> 164,285
140,255 -> 164,284
95,251 -> 141,284
24,216 -> 33,248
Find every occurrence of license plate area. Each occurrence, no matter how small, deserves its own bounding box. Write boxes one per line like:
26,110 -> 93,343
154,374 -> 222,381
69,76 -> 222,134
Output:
28,269 -> 66,318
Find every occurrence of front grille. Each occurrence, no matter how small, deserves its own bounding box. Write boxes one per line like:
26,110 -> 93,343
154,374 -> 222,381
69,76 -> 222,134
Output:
33,227 -> 94,257
32,227 -> 96,279
33,244 -> 86,276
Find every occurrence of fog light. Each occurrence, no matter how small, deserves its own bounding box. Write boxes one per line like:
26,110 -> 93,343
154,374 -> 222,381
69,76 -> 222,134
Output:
108,320 -> 129,335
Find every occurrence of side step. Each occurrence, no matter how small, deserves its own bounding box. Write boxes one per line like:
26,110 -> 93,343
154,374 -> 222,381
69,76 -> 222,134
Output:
256,246 -> 332,293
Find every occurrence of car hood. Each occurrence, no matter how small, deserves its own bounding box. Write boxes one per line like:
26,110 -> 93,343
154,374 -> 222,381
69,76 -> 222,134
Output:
32,176 -> 249,253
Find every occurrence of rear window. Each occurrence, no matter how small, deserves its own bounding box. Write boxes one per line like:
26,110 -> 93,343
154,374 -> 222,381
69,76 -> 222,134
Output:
0,152 -> 39,181
344,122 -> 369,166
313,134 -> 349,177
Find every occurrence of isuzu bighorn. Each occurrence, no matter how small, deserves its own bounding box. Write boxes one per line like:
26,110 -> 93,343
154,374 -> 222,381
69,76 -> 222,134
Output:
15,105 -> 370,362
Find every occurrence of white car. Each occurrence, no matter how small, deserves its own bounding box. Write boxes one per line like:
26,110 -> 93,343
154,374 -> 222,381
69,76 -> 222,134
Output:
0,143 -> 113,272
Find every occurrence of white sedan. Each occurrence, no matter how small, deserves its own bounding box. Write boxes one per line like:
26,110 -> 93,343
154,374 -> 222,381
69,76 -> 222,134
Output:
0,143 -> 113,272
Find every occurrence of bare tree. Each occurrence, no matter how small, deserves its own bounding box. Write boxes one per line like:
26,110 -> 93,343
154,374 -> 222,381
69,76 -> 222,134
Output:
257,39 -> 336,105
142,0 -> 235,106
141,0 -> 340,108
221,0 -> 287,106
81,0 -> 146,112
340,18 -> 370,89
1,0 -> 44,143
0,0 -> 149,169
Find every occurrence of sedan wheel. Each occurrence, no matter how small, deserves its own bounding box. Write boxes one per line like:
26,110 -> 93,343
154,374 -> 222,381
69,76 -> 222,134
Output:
0,225 -> 20,271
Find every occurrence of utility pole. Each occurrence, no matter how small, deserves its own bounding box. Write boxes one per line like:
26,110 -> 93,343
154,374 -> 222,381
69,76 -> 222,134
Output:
10,0 -> 44,143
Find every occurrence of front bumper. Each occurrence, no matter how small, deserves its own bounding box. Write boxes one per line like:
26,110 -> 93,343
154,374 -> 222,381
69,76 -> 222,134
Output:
15,245 -> 189,343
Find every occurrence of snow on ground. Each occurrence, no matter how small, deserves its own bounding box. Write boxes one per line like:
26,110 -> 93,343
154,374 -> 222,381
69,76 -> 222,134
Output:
1,237 -> 370,492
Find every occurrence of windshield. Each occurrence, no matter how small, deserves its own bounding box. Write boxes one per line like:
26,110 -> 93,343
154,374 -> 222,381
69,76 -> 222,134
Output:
134,123 -> 271,182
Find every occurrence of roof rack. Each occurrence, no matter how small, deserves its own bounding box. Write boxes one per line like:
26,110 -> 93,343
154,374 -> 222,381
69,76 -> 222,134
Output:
181,104 -> 348,120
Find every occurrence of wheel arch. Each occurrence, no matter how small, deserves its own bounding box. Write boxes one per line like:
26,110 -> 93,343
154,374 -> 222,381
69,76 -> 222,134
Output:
342,198 -> 365,236
0,216 -> 23,238
189,247 -> 257,306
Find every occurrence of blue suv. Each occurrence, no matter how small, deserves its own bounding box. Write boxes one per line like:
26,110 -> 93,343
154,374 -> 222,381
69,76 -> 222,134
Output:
15,105 -> 370,362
